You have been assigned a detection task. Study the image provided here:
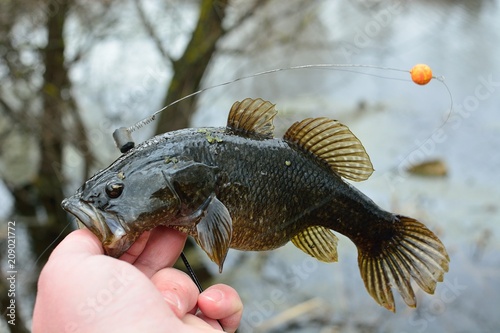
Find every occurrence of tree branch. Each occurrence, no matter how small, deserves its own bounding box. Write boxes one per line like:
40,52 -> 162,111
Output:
133,0 -> 174,64
65,97 -> 97,178
225,0 -> 271,32
0,97 -> 39,135
155,0 -> 230,134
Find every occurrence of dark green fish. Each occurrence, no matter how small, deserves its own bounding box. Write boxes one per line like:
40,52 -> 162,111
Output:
62,98 -> 449,311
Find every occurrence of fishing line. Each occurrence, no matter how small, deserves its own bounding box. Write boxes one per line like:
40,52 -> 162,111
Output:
180,252 -> 225,331
321,67 -> 409,82
113,63 -> 454,162
128,63 -> 409,133
392,74 -> 454,171
180,252 -> 204,293
32,222 -> 72,266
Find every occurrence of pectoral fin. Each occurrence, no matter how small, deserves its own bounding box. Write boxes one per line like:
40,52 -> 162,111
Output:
196,195 -> 233,272
291,226 -> 338,262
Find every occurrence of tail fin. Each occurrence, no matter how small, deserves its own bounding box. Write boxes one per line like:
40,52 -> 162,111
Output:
357,216 -> 449,312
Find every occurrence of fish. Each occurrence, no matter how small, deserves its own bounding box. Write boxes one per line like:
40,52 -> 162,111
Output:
61,97 -> 449,311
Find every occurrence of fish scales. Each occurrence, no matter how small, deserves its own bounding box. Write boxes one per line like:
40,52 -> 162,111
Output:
212,132 -> 390,251
62,98 -> 449,312
123,127 -> 389,251
109,129 -> 325,248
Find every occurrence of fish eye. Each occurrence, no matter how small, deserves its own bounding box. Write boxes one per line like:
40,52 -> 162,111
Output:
105,182 -> 124,198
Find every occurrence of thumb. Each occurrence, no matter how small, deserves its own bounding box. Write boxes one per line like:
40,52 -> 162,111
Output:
49,228 -> 105,260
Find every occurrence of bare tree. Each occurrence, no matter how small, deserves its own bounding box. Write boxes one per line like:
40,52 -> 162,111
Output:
132,0 -> 280,134
0,1 -> 326,331
131,0 -> 325,134
155,0 -> 231,133
0,1 -> 110,331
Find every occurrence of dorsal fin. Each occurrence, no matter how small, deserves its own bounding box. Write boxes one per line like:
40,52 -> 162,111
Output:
284,118 -> 374,181
291,226 -> 338,262
227,98 -> 277,139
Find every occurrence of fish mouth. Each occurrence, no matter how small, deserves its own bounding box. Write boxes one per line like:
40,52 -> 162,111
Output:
61,197 -> 132,257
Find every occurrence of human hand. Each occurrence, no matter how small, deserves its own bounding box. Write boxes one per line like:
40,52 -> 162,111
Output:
32,227 -> 243,333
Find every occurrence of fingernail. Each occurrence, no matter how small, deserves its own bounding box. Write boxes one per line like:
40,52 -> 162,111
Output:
162,291 -> 181,310
203,289 -> 223,303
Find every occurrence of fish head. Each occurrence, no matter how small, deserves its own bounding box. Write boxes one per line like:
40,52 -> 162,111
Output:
62,158 -> 223,257
61,161 -> 184,257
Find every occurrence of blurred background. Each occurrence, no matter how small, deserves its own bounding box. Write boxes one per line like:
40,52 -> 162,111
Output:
1,0 -> 499,332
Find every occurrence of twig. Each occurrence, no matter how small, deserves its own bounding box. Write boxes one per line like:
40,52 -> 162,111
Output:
255,297 -> 331,333
133,0 -> 174,64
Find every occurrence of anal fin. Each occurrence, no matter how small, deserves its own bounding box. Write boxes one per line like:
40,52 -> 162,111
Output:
195,195 -> 233,273
291,226 -> 338,262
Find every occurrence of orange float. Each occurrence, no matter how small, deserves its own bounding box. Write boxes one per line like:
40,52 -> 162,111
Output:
410,64 -> 433,85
